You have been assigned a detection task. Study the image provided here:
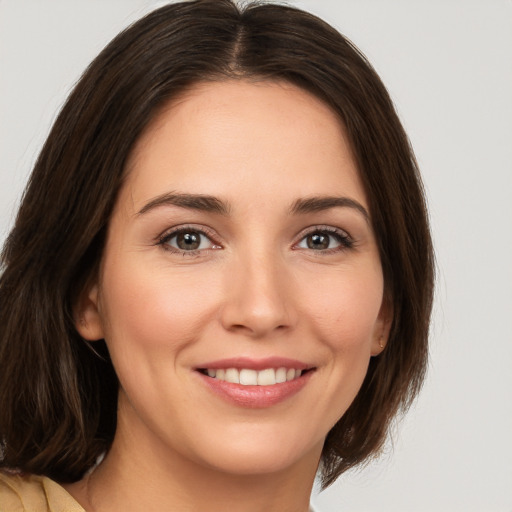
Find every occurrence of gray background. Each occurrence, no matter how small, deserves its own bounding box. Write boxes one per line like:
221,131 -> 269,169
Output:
1,1 -> 511,510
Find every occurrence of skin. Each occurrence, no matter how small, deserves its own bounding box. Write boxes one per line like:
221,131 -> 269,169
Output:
69,80 -> 390,512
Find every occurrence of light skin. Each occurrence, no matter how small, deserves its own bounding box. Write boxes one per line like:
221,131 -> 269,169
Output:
68,80 -> 390,512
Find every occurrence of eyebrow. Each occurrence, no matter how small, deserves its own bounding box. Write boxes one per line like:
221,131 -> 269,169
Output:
137,192 -> 369,222
290,196 -> 370,222
137,192 -> 230,216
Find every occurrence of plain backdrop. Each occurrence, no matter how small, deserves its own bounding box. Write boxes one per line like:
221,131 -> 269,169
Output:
1,1 -> 511,511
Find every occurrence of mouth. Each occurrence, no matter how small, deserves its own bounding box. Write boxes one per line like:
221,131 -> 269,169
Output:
197,367 -> 312,386
194,357 -> 315,407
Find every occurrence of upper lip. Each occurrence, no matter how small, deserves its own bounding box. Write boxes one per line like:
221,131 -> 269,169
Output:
196,357 -> 313,371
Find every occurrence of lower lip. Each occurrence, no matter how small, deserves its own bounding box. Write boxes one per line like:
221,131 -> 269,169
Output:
197,371 -> 313,408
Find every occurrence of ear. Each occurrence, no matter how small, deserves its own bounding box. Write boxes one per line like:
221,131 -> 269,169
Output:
74,282 -> 105,341
371,295 -> 393,356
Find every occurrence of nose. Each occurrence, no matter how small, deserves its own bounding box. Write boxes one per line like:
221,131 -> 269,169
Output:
220,252 -> 297,339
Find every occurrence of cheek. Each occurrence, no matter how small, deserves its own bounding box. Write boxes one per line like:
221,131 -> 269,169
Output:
98,259 -> 221,355
304,266 -> 384,350
305,271 -> 384,427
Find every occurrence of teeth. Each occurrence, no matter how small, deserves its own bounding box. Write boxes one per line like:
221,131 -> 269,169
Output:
275,367 -> 287,383
239,369 -> 258,385
257,368 -> 276,386
225,368 -> 239,384
204,367 -> 304,386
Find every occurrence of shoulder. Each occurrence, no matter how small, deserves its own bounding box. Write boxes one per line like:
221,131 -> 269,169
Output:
0,472 -> 84,512
0,472 -> 47,512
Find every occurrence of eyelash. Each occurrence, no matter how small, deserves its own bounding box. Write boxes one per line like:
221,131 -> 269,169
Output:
157,225 -> 221,257
293,226 -> 354,255
156,225 -> 354,257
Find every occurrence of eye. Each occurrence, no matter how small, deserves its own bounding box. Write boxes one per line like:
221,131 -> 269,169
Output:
296,228 -> 353,252
159,227 -> 220,254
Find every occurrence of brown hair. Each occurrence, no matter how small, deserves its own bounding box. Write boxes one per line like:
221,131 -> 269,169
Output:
0,0 -> 434,487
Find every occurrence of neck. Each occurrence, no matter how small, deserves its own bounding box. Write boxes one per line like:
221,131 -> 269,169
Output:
65,406 -> 321,512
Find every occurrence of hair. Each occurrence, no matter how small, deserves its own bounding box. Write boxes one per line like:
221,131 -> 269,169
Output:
0,0 -> 434,488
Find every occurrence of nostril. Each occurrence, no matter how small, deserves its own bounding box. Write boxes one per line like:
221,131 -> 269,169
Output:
219,287 -> 296,337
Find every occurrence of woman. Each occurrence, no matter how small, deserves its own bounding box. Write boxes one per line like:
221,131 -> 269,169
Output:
0,1 -> 434,511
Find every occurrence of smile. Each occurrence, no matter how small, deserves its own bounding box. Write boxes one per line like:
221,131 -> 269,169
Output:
200,367 -> 303,386
195,357 -> 315,407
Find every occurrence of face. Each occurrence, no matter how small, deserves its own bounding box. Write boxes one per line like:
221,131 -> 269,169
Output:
77,80 -> 390,478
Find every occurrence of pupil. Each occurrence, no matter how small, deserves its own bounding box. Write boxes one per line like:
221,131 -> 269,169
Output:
177,232 -> 200,250
308,233 -> 329,250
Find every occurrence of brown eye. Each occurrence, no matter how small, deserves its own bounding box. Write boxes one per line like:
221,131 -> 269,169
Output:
163,229 -> 215,252
296,228 -> 353,252
306,233 -> 330,250
176,232 -> 201,250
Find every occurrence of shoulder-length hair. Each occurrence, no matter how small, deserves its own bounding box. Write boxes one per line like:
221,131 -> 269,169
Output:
0,0 -> 434,488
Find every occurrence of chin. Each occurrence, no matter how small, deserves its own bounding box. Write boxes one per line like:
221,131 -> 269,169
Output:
185,425 -> 324,477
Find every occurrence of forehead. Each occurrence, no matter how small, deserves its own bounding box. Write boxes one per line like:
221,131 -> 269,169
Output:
123,79 -> 366,212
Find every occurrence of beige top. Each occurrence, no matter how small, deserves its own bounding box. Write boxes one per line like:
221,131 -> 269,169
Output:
0,472 -> 318,511
0,472 -> 84,512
